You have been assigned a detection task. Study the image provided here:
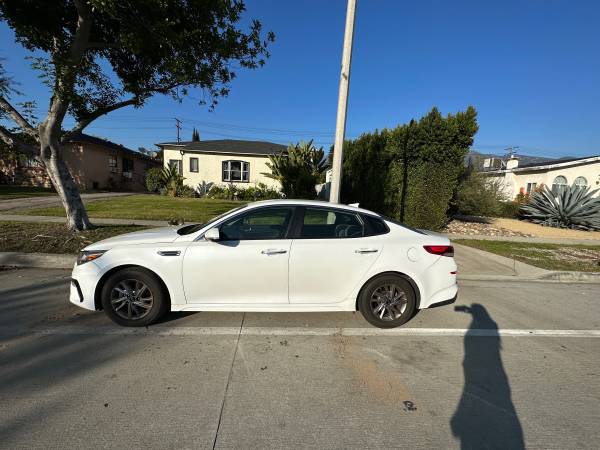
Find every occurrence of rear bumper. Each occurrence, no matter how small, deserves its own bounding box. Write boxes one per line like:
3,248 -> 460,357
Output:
428,293 -> 457,308
422,283 -> 458,309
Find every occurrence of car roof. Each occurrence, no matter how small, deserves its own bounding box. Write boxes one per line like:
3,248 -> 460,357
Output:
245,199 -> 381,216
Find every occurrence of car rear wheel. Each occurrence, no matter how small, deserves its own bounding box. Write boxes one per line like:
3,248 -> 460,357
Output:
101,268 -> 168,327
358,275 -> 416,328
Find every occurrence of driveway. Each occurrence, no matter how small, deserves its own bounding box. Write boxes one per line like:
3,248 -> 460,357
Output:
0,192 -> 137,213
1,268 -> 599,449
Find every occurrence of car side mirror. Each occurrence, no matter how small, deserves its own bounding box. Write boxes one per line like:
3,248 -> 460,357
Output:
204,227 -> 220,241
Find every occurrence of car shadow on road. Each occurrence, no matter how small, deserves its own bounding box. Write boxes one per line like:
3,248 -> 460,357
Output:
450,303 -> 525,449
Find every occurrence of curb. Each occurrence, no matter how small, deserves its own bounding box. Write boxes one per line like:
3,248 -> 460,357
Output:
537,271 -> 600,283
0,252 -> 75,269
458,274 -> 600,283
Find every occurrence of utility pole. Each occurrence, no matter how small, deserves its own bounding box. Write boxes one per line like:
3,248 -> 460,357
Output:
329,0 -> 357,203
174,118 -> 182,143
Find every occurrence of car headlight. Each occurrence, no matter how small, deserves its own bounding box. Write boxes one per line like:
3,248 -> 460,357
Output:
77,250 -> 107,265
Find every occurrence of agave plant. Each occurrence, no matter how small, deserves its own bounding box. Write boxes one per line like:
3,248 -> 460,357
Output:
520,184 -> 600,230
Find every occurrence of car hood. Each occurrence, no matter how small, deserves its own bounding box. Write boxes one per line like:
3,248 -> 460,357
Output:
84,227 -> 181,250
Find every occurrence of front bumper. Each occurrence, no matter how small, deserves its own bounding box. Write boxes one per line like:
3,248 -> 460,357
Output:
70,261 -> 103,311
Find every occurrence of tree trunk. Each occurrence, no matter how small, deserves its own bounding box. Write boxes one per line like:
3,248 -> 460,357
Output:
39,127 -> 93,231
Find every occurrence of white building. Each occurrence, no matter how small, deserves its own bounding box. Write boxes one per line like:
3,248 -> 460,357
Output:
157,139 -> 286,191
482,154 -> 600,198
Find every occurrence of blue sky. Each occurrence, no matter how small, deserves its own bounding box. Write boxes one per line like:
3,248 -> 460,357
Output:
2,0 -> 600,158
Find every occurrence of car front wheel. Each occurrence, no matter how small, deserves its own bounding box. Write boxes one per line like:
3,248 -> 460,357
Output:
358,275 -> 416,328
101,268 -> 168,327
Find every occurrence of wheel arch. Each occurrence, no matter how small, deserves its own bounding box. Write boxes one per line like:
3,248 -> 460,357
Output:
355,271 -> 421,311
94,265 -> 172,311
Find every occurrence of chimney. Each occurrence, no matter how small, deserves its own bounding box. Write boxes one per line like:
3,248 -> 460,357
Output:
506,156 -> 519,170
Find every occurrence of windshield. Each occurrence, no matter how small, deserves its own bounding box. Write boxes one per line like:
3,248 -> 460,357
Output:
176,205 -> 247,235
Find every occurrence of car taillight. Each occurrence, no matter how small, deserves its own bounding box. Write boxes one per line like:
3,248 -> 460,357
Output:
423,245 -> 454,257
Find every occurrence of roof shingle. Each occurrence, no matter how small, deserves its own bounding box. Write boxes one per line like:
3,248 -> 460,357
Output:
157,139 -> 287,156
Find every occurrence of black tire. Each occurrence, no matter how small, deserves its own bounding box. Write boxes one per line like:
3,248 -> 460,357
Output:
358,274 -> 416,328
101,267 -> 169,327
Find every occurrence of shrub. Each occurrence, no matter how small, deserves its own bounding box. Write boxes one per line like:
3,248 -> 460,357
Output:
145,167 -> 163,193
341,106 -> 479,231
208,183 -> 283,201
160,165 -> 185,197
497,201 -> 521,219
520,184 -> 600,230
264,140 -> 327,199
178,185 -> 197,198
453,170 -> 508,217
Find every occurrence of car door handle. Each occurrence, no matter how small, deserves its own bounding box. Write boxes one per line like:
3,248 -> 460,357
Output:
157,250 -> 181,256
355,248 -> 379,254
261,249 -> 288,255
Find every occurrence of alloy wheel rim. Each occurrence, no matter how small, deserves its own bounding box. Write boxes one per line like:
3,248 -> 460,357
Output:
370,283 -> 407,321
110,279 -> 154,320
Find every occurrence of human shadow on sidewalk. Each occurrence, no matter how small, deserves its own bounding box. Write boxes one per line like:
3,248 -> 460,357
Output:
450,304 -> 524,449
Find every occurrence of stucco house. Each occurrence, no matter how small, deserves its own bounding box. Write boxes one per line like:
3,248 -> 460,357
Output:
157,139 -> 286,191
0,133 -> 161,191
482,154 -> 600,198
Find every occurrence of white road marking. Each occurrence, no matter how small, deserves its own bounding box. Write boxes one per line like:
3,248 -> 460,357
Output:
6,326 -> 600,338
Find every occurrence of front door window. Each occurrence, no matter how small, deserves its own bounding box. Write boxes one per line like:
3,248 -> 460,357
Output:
220,207 -> 294,240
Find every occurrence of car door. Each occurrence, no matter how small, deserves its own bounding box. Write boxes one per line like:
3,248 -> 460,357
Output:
182,206 -> 295,304
288,207 -> 384,304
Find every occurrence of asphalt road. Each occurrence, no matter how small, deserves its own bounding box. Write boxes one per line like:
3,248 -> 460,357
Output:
0,269 -> 599,449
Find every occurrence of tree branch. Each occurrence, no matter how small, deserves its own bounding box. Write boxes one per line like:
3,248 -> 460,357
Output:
0,96 -> 37,136
63,97 -> 140,141
0,125 -> 38,156
44,0 -> 93,136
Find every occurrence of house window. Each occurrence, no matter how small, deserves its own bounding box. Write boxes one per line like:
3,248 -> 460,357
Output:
122,158 -> 134,179
526,182 -> 537,194
169,159 -> 183,175
222,160 -> 249,182
551,176 -> 567,195
190,157 -> 199,173
108,155 -> 117,173
574,176 -> 587,188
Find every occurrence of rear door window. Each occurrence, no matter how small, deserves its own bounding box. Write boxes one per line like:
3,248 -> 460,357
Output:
300,207 -> 364,239
362,214 -> 389,236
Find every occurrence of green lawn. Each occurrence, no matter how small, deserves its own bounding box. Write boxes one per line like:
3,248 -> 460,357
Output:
0,185 -> 56,200
24,194 -> 245,222
456,239 -> 600,272
0,221 -> 149,254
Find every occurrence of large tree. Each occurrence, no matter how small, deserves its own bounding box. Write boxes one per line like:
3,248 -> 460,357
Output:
0,0 -> 274,230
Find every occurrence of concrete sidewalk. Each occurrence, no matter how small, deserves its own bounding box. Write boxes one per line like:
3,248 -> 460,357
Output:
0,192 -> 137,213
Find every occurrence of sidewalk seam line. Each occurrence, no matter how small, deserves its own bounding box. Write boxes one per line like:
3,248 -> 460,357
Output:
211,312 -> 245,450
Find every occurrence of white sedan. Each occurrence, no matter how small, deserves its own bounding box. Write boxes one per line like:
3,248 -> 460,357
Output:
70,199 -> 457,328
